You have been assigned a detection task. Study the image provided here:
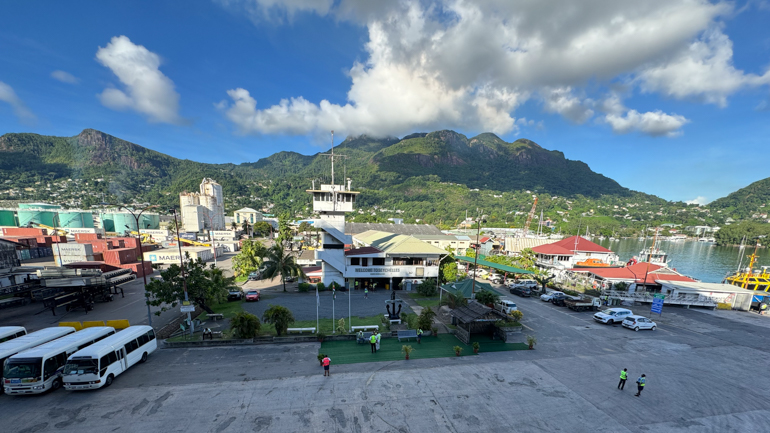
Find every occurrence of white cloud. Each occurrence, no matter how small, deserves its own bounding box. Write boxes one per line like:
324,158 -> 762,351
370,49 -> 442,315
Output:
0,81 -> 36,123
685,196 -> 709,205
217,1 -> 766,138
50,70 -> 79,84
96,36 -> 183,124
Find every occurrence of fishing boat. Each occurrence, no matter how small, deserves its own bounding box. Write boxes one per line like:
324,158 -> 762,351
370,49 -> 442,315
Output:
638,229 -> 671,268
573,258 -> 623,268
723,245 -> 770,292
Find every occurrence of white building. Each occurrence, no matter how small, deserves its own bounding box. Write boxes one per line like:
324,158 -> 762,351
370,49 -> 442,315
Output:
308,179 -> 358,287
179,178 -> 225,232
233,208 -> 264,226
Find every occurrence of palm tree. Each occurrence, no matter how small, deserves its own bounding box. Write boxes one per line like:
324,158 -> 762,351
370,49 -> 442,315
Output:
262,305 -> 295,336
440,289 -> 468,309
232,239 -> 268,277
261,245 -> 306,292
230,221 -> 238,231
241,220 -> 251,237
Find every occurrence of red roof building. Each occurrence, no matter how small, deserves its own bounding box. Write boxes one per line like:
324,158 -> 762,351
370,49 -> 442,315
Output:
533,236 -> 619,269
581,262 -> 696,287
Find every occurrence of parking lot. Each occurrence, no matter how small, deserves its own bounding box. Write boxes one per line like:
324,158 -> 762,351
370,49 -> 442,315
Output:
3,274 -> 770,432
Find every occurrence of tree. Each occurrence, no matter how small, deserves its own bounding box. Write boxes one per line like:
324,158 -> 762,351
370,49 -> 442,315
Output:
416,308 -> 436,330
440,290 -> 468,309
515,248 -> 536,270
166,221 -> 177,234
230,221 -> 238,231
232,239 -> 268,277
277,212 -> 292,246
145,255 -> 232,314
253,221 -> 272,238
261,245 -> 306,292
241,220 -> 251,237
230,312 -> 261,338
262,305 -> 295,336
298,221 -> 311,234
416,278 -> 438,297
474,289 -> 499,306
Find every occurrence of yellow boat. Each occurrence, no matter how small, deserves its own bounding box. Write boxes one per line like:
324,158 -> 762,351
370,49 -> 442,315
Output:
723,245 -> 770,291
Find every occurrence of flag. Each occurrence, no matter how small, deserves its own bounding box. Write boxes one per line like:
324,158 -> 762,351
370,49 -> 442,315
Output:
333,288 -> 336,300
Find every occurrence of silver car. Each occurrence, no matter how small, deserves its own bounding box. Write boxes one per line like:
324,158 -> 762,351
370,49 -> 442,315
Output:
622,315 -> 657,331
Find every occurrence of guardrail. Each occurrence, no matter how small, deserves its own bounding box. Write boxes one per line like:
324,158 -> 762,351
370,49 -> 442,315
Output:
601,290 -> 718,307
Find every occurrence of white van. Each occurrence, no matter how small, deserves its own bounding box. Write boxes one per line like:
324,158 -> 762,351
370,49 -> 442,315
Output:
495,299 -> 518,314
593,308 -> 633,325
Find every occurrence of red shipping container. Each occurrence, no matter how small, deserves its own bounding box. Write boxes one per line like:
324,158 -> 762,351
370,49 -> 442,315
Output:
51,235 -> 67,244
75,233 -> 100,242
103,248 -> 137,265
35,236 -> 52,248
93,252 -> 104,261
4,227 -> 46,236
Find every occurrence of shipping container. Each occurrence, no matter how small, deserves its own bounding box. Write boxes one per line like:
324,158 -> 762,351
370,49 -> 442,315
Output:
3,227 -> 46,237
55,243 -> 94,256
102,248 -> 138,265
74,233 -> 101,242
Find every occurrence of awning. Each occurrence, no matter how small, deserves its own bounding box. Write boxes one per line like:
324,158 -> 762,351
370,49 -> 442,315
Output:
455,256 -> 534,275
441,279 -> 495,298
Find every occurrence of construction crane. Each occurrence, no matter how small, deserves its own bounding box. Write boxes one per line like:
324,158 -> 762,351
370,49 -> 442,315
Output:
512,197 -> 538,253
127,231 -> 157,245
28,221 -> 68,236
174,237 -> 212,247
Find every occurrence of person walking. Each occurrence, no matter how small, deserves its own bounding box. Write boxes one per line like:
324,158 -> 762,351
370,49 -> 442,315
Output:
417,328 -> 423,344
635,374 -> 646,397
618,368 -> 628,390
357,330 -> 364,344
322,355 -> 331,377
364,288 -> 368,299
370,332 -> 377,353
375,330 -> 381,351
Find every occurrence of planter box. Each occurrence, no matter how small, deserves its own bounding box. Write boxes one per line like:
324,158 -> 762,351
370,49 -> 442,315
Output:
495,325 -> 524,343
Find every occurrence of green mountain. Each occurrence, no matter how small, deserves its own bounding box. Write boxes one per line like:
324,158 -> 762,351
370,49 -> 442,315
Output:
708,177 -> 770,219
0,128 -> 717,234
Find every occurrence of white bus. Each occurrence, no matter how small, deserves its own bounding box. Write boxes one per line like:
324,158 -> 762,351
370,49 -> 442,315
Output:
0,326 -> 27,343
63,326 -> 157,390
3,327 -> 115,395
0,327 -> 76,378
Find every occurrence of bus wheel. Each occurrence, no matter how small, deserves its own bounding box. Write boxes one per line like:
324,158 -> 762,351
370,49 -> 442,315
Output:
105,374 -> 114,387
141,352 -> 148,363
51,378 -> 62,391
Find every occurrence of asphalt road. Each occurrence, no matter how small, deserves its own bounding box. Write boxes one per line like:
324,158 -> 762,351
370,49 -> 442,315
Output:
3,279 -> 770,432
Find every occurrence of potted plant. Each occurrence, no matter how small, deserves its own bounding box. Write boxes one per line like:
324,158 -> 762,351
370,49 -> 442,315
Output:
453,345 -> 463,356
472,342 -> 480,354
402,345 -> 414,360
317,332 -> 326,342
317,353 -> 325,366
526,335 -> 537,350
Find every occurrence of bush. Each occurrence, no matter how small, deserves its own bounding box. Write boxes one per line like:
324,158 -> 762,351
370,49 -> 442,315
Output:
230,311 -> 261,338
262,305 -> 295,336
298,283 -> 311,292
417,308 -> 436,330
495,319 -> 522,329
416,278 -> 438,297
508,310 -> 523,323
336,318 -> 347,334
401,312 -> 418,329
562,289 -> 580,297
316,282 -> 326,292
474,289 -> 500,305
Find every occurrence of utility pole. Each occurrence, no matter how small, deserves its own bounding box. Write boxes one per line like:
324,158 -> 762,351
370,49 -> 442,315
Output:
172,208 -> 192,336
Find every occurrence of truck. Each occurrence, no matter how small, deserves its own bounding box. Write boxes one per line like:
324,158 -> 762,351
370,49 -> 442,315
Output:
564,295 -> 602,312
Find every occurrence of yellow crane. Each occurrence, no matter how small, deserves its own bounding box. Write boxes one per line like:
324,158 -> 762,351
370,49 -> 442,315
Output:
28,221 -> 68,236
174,236 -> 212,247
128,231 -> 157,245
512,197 -> 538,253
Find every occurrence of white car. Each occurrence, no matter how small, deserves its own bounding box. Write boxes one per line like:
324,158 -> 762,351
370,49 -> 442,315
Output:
540,291 -> 564,302
495,299 -> 518,314
510,279 -> 539,289
622,315 -> 657,331
489,274 -> 503,284
593,308 -> 633,325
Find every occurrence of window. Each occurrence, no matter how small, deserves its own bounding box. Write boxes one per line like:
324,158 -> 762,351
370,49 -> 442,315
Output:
373,258 -> 385,266
361,258 -> 368,267
108,351 -> 118,365
99,355 -> 110,376
138,334 -> 150,346
125,339 -> 139,354
236,214 -> 240,223
148,330 -> 156,341
350,258 -> 360,265
44,357 -> 59,379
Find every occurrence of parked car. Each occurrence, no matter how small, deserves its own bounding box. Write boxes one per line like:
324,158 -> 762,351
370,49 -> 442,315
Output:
245,290 -> 260,302
488,274 -> 503,284
227,289 -> 243,301
550,292 -> 569,306
593,308 -> 633,325
540,291 -> 564,302
622,315 -> 657,331
509,286 -> 532,297
248,271 -> 261,281
285,275 -> 297,283
495,299 -> 518,314
509,279 -> 539,289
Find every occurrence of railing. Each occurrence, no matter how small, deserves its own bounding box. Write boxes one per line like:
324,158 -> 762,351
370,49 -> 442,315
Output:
601,290 -> 718,307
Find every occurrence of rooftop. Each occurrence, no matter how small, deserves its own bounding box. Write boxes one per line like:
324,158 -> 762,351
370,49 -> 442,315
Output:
346,223 -> 443,236
353,230 -> 446,255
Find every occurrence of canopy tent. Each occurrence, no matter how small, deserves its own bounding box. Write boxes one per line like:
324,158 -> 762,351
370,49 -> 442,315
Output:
455,256 -> 534,275
441,279 -> 495,299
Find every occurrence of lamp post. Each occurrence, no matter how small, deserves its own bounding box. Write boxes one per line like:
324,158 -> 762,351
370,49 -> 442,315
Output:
109,204 -> 158,327
171,208 -> 192,336
471,218 -> 486,295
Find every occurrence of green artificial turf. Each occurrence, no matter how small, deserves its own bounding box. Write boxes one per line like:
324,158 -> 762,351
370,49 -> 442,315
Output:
319,334 -> 528,365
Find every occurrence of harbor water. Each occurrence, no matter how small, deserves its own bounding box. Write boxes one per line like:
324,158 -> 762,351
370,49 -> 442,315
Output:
593,238 -> 770,284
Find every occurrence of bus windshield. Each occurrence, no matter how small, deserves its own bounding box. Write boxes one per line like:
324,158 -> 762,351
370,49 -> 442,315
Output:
63,359 -> 98,375
3,358 -> 42,378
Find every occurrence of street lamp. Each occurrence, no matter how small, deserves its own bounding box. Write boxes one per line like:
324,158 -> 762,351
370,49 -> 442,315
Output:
104,203 -> 158,327
471,218 -> 487,295
170,208 -> 193,336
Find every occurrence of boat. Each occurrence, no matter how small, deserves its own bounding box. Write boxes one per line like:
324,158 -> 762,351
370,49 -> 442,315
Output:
723,244 -> 770,292
638,229 -> 671,268
573,258 -> 624,268
697,237 -> 715,243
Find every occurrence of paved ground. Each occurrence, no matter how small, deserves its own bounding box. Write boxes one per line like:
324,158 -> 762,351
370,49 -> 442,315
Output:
242,289 -> 413,321
3,282 -> 770,432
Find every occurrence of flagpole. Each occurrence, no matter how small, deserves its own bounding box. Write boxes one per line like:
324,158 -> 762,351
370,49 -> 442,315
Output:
316,285 -> 319,334
348,280 -> 352,332
332,286 -> 335,333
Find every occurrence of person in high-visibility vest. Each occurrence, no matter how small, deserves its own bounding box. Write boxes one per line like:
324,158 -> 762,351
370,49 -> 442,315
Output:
370,333 -> 377,353
635,374 -> 646,397
365,288 -> 369,299
417,328 -> 423,344
322,355 -> 331,377
618,368 -> 628,390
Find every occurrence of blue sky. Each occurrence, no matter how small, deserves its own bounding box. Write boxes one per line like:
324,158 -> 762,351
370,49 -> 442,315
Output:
1,1 -> 769,204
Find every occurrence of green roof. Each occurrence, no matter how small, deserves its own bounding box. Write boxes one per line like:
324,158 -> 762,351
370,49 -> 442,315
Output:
354,230 -> 447,255
455,256 -> 534,274
441,279 -> 495,298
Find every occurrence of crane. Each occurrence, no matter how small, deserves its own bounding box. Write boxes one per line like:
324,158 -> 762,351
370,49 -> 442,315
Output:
28,221 -> 68,236
512,197 -> 537,253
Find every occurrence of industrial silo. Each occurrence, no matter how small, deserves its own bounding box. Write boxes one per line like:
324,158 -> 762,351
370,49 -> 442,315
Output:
57,210 -> 95,229
112,212 -> 138,233
18,202 -> 61,210
99,213 -> 116,232
0,209 -> 18,227
18,208 -> 58,227
139,213 -> 160,230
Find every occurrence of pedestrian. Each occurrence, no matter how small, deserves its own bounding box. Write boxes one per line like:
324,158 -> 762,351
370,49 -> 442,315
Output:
635,374 -> 646,397
375,330 -> 381,351
365,288 -> 368,299
322,355 -> 331,376
370,332 -> 377,353
357,330 -> 364,344
618,368 -> 628,390
417,328 -> 423,344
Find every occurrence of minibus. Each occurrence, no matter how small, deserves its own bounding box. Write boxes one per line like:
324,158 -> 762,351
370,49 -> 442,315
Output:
0,326 -> 27,343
